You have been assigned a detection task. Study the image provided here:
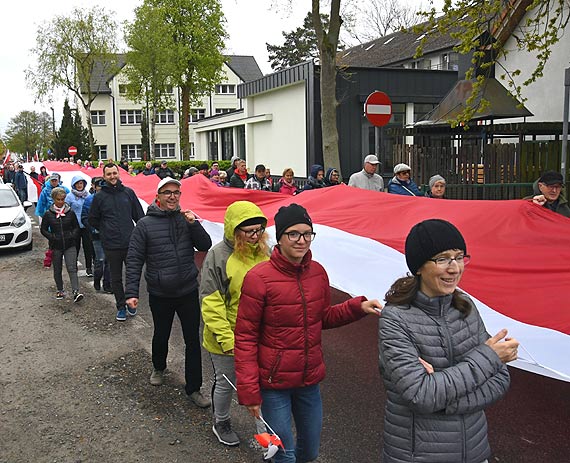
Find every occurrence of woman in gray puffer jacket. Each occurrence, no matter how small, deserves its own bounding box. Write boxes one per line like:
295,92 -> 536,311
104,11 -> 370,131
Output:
378,219 -> 519,463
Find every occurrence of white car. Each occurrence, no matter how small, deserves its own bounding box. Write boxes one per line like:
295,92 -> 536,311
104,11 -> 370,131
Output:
0,184 -> 33,251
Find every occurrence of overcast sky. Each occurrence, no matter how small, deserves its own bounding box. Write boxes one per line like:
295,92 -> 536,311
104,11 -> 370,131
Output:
0,0 -> 436,134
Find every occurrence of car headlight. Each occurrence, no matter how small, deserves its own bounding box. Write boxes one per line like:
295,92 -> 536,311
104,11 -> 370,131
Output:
11,212 -> 27,228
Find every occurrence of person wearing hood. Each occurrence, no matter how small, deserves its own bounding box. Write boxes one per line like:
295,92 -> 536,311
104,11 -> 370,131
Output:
35,173 -> 70,219
88,163 -> 145,322
125,177 -> 212,408
348,154 -> 384,191
40,187 -> 83,303
301,164 -> 325,191
387,163 -> 422,196
66,175 -> 94,276
524,170 -> 570,218
323,167 -> 341,187
200,201 -> 271,447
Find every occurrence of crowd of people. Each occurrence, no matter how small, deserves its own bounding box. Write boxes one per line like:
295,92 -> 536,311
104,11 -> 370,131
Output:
9,151 -> 568,462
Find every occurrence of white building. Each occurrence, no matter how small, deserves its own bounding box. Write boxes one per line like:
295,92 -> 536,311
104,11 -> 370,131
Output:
79,55 -> 263,161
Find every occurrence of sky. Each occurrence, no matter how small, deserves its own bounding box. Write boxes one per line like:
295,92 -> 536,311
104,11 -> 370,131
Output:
0,0 -> 435,135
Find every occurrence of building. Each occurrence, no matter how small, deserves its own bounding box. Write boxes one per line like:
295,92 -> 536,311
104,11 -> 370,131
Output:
79,55 -> 263,161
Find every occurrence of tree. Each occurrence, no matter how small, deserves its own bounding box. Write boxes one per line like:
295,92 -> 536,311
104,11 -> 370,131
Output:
267,12 -> 330,71
27,6 -> 120,157
414,0 -> 570,125
5,111 -> 53,157
140,111 -> 150,160
125,0 -> 227,159
52,99 -> 89,160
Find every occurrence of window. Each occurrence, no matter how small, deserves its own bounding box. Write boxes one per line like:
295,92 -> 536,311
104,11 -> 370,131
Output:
215,84 -> 236,94
155,143 -> 176,158
189,108 -> 206,122
91,110 -> 106,125
164,85 -> 174,94
215,108 -> 234,115
156,109 -> 175,124
414,103 -> 436,123
120,144 -> 142,160
120,110 -> 142,125
96,145 -> 108,159
118,84 -> 128,94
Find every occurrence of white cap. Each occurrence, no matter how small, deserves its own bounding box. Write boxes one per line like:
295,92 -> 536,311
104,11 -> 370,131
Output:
364,154 -> 380,165
157,177 -> 181,193
394,163 -> 412,174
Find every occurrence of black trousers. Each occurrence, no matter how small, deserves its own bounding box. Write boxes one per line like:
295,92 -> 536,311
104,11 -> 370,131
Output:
105,248 -> 128,309
149,290 -> 202,395
76,228 -> 94,271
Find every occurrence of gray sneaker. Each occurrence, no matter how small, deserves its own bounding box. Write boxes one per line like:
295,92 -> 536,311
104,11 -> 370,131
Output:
190,390 -> 211,408
212,419 -> 240,446
149,369 -> 164,386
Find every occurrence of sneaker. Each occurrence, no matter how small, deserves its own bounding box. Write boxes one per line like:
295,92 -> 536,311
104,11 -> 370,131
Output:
86,269 -> 93,277
93,279 -> 101,291
190,390 -> 211,408
149,369 -> 164,386
126,305 -> 137,317
73,291 -> 84,303
55,290 -> 65,300
116,308 -> 127,321
212,419 -> 240,446
103,285 -> 113,294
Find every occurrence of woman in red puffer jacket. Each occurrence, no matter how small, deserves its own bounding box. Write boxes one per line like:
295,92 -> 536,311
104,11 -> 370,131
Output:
235,203 -> 382,463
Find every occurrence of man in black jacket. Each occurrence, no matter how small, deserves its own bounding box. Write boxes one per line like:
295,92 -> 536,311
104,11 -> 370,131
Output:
125,177 -> 212,408
88,163 -> 145,321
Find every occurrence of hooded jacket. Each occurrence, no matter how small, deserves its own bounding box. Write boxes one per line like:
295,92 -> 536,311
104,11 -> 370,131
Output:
65,175 -> 89,228
523,180 -> 570,218
125,202 -> 212,299
40,202 -> 80,250
234,245 -> 367,406
301,164 -> 325,191
87,180 -> 144,250
323,167 -> 340,186
387,176 -> 422,196
199,201 -> 269,355
378,292 -> 510,463
35,179 -> 70,217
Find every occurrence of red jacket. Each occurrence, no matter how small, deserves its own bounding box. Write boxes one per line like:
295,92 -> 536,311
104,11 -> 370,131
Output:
235,246 -> 367,406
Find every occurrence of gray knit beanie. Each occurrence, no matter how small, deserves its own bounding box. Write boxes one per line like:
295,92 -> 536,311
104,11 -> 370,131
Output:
428,175 -> 446,189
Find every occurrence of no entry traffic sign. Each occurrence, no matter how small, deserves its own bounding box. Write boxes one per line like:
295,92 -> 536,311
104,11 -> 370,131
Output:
68,146 -> 78,156
365,91 -> 392,127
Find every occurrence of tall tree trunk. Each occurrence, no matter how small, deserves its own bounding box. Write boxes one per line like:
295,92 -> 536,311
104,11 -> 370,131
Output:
180,85 -> 190,160
312,0 -> 342,177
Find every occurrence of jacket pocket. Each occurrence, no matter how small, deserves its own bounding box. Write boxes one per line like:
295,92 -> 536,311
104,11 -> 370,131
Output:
268,351 -> 283,384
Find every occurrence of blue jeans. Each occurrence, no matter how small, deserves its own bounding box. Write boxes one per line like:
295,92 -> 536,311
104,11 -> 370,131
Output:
261,384 -> 322,463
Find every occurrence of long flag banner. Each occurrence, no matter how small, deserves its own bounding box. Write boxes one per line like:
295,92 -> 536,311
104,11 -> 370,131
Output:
38,161 -> 570,382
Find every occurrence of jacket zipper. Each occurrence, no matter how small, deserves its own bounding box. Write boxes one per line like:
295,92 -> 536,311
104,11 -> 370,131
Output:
297,271 -> 309,383
268,351 -> 283,384
461,414 -> 466,462
411,412 -> 416,460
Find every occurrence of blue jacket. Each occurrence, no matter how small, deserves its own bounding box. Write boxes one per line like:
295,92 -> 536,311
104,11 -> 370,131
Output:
65,175 -> 89,228
35,181 -> 70,217
14,170 -> 28,191
387,176 -> 422,196
81,194 -> 99,239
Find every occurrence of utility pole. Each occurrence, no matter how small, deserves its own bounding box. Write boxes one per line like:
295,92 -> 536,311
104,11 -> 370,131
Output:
562,68 -> 570,183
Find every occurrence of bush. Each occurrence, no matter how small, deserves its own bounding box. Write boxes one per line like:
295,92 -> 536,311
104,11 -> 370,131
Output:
130,160 -> 231,178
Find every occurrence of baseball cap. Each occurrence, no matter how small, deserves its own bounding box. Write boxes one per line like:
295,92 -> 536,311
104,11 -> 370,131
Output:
538,171 -> 563,185
364,154 -> 380,165
394,163 -> 412,174
157,176 -> 181,193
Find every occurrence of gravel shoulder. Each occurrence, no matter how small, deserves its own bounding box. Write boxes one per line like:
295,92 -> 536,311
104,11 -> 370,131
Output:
0,217 -> 264,463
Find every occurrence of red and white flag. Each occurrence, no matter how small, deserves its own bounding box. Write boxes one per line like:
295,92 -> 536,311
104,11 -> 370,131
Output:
43,163 -> 570,382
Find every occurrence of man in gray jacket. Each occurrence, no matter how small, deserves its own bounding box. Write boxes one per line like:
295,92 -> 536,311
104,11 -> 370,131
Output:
348,154 -> 384,191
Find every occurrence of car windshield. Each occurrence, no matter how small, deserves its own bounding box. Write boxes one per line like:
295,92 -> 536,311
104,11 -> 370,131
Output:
0,189 -> 20,208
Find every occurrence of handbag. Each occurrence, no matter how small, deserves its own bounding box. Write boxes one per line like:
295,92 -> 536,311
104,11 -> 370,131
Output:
43,249 -> 53,268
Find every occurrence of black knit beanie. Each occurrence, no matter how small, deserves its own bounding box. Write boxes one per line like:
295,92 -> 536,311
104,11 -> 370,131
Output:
275,203 -> 313,242
405,219 -> 466,275
238,216 -> 267,229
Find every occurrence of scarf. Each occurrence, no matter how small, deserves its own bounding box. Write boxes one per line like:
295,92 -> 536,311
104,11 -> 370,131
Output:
54,205 -> 66,219
72,188 -> 88,198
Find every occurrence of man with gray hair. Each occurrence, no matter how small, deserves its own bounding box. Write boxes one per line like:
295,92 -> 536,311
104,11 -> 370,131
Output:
348,154 -> 384,191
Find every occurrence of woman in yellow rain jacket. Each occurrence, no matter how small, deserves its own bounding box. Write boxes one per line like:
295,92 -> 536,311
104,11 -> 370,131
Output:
200,200 -> 270,447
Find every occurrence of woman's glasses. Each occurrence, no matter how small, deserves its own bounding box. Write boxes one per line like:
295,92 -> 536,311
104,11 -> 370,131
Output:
239,226 -> 266,237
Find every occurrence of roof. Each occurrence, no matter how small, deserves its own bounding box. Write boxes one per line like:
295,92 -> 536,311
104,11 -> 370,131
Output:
226,55 -> 264,82
80,54 -> 126,95
416,78 -> 533,125
337,21 -> 459,68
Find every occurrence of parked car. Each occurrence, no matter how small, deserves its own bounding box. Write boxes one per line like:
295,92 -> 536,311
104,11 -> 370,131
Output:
0,184 -> 33,251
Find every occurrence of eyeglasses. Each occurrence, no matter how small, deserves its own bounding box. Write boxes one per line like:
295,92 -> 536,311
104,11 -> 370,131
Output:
541,183 -> 562,190
428,254 -> 471,267
283,231 -> 316,242
399,171 -> 411,175
158,190 -> 181,197
239,226 -> 265,237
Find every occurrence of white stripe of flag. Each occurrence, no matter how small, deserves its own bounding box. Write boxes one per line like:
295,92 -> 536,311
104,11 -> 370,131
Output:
367,104 -> 391,115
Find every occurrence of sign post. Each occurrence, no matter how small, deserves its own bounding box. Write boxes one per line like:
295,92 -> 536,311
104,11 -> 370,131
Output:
365,91 -> 393,159
68,146 -> 78,157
